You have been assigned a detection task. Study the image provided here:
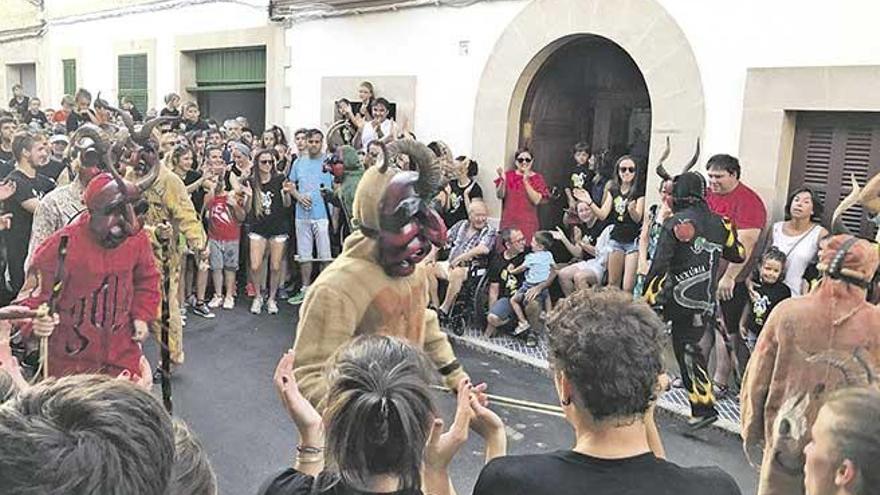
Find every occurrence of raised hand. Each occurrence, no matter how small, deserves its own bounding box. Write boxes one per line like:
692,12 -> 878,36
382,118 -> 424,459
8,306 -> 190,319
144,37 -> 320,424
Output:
274,350 -> 323,440
425,379 -> 473,470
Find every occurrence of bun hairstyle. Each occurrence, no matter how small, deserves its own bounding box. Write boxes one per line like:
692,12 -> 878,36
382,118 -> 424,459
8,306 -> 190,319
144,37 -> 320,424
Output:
322,336 -> 437,492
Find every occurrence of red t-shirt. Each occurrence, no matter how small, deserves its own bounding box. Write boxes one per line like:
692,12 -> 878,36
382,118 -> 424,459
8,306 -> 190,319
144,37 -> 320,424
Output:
206,195 -> 241,241
707,182 -> 766,231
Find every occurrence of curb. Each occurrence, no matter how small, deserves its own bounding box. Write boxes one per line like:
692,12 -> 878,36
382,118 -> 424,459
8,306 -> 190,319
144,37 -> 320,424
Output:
448,332 -> 742,435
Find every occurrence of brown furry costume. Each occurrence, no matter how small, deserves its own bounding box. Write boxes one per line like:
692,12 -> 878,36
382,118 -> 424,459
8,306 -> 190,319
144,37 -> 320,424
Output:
292,141 -> 467,407
740,235 -> 880,495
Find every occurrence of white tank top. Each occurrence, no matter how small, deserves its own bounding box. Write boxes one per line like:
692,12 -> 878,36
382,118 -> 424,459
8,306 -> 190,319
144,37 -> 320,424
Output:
771,221 -> 822,296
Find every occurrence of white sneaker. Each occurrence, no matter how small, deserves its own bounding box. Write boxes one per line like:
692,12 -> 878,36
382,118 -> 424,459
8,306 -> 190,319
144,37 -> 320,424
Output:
250,296 -> 263,315
267,299 -> 279,315
223,295 -> 235,310
208,295 -> 224,309
513,320 -> 530,336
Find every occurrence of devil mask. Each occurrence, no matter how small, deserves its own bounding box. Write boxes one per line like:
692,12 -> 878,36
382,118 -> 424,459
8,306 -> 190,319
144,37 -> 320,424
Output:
352,139 -> 447,277
84,160 -> 158,249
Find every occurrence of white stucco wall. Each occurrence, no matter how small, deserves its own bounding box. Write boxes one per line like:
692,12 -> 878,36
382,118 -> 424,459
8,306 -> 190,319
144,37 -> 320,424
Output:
40,0 -> 272,110
285,0 -> 880,197
284,0 -> 529,156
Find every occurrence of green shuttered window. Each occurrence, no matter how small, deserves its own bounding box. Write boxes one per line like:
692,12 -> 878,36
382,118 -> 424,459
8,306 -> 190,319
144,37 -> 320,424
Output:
62,59 -> 76,96
118,53 -> 148,111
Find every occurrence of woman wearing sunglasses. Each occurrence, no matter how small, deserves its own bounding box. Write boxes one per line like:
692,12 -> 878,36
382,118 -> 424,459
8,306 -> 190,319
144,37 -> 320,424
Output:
247,149 -> 293,315
495,148 -> 550,242
575,155 -> 645,292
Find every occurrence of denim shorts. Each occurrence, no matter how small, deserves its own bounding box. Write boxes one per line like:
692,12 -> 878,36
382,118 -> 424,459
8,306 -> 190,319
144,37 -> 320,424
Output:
607,238 -> 639,254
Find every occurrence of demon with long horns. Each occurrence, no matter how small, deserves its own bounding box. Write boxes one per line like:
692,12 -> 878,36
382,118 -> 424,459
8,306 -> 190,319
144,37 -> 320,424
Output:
291,139 -> 467,407
644,139 -> 746,428
10,129 -> 162,382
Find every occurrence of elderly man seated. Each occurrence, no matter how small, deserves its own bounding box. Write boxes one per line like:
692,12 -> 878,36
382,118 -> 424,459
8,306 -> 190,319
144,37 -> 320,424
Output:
429,200 -> 496,318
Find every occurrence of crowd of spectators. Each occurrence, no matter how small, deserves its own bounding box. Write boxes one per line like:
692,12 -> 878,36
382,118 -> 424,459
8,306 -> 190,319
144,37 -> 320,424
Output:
0,79 -> 878,495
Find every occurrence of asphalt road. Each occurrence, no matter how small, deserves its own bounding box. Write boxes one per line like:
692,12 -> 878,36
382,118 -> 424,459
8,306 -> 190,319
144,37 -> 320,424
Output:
146,300 -> 758,495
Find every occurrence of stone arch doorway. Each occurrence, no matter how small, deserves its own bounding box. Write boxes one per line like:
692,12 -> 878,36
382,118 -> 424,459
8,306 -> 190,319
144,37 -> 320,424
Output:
519,35 -> 651,228
472,0 -> 704,219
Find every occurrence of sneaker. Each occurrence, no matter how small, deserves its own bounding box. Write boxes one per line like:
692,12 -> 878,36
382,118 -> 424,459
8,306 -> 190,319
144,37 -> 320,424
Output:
207,294 -> 224,309
250,296 -> 263,314
287,287 -> 307,306
191,302 -> 216,319
246,282 -> 257,298
267,299 -> 279,315
222,295 -> 235,310
525,333 -> 538,348
512,320 -> 530,336
186,294 -> 198,308
276,286 -> 290,300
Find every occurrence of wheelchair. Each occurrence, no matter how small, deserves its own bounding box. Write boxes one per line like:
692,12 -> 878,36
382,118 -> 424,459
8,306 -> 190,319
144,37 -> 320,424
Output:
439,258 -> 491,336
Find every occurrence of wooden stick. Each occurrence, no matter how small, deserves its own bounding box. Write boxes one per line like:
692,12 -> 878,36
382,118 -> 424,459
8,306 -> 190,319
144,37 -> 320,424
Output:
430,385 -> 564,415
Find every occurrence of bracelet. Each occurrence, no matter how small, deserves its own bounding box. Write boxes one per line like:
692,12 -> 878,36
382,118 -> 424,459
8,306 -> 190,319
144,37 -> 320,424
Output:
295,454 -> 324,465
297,445 -> 324,455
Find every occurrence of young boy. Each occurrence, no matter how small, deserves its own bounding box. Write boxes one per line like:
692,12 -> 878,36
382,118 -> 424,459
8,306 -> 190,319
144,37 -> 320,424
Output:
564,142 -> 594,210
204,164 -> 249,310
509,231 -> 556,339
742,247 -> 792,350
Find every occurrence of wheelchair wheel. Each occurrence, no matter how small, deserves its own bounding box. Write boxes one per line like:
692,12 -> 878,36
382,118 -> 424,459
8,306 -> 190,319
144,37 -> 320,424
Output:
469,270 -> 490,330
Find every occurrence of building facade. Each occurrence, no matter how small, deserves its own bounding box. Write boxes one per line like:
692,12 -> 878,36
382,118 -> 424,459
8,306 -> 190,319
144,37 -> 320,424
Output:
4,0 -> 880,231
1,0 -> 288,132
277,0 -> 880,233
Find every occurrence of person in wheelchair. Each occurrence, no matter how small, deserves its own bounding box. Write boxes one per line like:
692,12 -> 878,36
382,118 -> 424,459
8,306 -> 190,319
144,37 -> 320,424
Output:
429,200 -> 496,320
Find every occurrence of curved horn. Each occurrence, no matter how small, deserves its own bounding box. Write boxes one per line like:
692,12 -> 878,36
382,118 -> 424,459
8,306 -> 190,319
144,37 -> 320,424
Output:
655,136 -> 672,181
131,150 -> 160,194
832,174 -> 862,235
132,116 -> 175,146
387,139 -> 442,199
682,138 -> 701,174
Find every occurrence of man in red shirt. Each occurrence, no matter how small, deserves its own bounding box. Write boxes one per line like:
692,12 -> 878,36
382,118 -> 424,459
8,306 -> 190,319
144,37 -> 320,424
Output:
705,154 -> 766,395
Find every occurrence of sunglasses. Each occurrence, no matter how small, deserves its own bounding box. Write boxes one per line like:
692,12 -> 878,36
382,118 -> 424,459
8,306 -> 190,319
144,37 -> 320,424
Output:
516,157 -> 533,163
619,166 -> 635,173
259,159 -> 274,164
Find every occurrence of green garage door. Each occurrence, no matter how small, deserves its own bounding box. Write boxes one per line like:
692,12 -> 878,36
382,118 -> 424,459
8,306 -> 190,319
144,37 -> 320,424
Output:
118,54 -> 148,111
194,47 -> 266,90
190,47 -> 266,131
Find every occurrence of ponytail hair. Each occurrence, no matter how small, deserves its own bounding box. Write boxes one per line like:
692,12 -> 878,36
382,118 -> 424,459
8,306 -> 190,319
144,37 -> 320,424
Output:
322,335 -> 437,492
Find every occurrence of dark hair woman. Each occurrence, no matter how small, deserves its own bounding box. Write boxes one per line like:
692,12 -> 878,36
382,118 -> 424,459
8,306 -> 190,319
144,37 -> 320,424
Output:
766,187 -> 828,296
576,155 -> 645,292
496,148 -> 550,242
247,149 -> 292,316
262,336 -> 505,495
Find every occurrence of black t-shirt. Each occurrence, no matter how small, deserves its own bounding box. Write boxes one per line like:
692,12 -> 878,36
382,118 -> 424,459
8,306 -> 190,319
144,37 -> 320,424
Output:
160,107 -> 180,118
182,119 -> 210,133
40,157 -> 69,182
250,174 -> 290,237
4,169 -> 55,246
474,451 -> 741,495
609,189 -> 642,243
747,279 -> 791,334
443,178 -> 483,228
0,148 -> 14,178
487,249 -> 528,299
260,468 -> 421,495
65,110 -> 91,133
8,96 -> 29,119
23,111 -> 49,128
566,163 -> 594,192
552,219 -> 608,264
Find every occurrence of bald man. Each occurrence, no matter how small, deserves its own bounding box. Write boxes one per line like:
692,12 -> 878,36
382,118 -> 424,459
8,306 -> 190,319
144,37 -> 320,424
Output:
429,200 -> 496,317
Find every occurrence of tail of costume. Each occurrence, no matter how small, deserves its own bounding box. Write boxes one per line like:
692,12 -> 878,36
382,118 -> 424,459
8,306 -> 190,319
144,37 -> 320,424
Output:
160,237 -> 173,414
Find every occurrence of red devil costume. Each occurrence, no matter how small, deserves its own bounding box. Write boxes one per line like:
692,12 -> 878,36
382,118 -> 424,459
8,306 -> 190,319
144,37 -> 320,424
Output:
292,139 -> 467,406
16,164 -> 160,380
